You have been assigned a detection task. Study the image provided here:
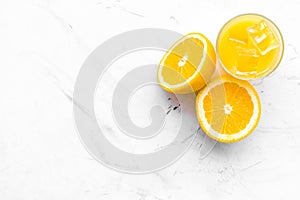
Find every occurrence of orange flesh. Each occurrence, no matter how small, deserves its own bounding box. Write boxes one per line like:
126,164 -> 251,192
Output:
161,38 -> 204,85
203,82 -> 254,134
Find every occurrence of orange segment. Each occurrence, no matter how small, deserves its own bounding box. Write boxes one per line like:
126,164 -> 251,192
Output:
196,75 -> 261,143
161,37 -> 204,85
157,33 -> 216,94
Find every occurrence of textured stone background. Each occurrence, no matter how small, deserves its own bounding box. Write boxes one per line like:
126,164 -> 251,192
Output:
0,0 -> 299,199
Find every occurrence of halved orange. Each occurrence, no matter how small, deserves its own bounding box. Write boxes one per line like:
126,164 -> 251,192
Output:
157,33 -> 216,94
196,75 -> 261,143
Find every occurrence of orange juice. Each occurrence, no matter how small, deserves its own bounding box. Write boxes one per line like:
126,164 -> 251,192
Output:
217,14 -> 284,79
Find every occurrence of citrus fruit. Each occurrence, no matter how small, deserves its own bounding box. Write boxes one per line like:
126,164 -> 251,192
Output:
196,75 -> 261,143
157,33 -> 216,94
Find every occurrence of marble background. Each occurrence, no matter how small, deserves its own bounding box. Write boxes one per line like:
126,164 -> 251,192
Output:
0,0 -> 300,199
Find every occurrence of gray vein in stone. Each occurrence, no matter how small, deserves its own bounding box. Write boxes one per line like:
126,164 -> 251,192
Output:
31,54 -> 92,117
239,160 -> 263,172
35,5 -> 73,32
120,8 -> 145,18
170,16 -> 179,24
181,132 -> 196,144
96,0 -> 145,17
287,43 -> 298,55
257,126 -> 300,132
287,75 -> 300,80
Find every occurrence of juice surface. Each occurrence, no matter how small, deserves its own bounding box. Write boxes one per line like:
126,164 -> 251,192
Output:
217,14 -> 283,79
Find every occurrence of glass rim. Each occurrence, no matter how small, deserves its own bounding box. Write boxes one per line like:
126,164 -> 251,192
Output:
216,13 -> 285,81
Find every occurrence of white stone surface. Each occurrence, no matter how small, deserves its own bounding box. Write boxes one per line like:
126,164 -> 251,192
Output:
1,0 -> 300,199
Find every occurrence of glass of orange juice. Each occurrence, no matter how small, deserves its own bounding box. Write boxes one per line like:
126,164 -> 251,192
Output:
216,14 -> 284,79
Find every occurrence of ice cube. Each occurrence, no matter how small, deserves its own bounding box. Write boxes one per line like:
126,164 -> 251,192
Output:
228,37 -> 247,45
235,46 -> 259,73
247,20 -> 280,55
